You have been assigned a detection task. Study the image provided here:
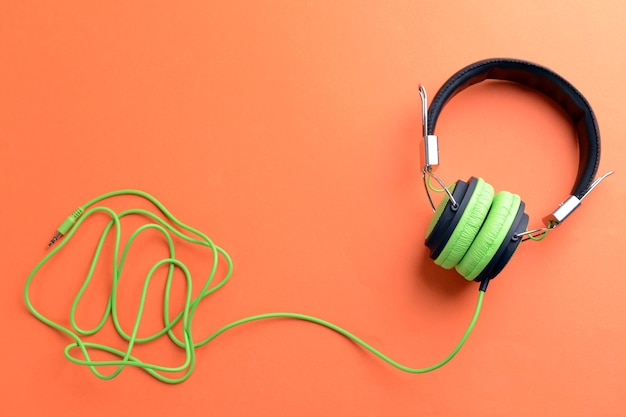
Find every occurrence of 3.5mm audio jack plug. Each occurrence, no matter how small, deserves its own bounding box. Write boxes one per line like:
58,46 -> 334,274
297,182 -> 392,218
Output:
47,208 -> 84,248
47,232 -> 62,247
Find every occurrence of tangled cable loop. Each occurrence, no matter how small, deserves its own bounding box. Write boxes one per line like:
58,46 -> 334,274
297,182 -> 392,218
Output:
25,190 -> 484,384
25,191 -> 233,383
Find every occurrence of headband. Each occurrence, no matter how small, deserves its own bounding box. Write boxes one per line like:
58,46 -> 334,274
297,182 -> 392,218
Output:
422,58 -> 611,227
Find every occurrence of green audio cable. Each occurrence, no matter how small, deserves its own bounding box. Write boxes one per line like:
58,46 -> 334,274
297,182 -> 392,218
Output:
24,190 -> 485,384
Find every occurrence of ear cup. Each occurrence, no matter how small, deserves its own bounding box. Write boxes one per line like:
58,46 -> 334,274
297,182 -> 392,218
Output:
455,191 -> 521,281
425,178 -> 473,260
475,202 -> 529,282
425,180 -> 468,259
425,182 -> 457,239
434,178 -> 494,269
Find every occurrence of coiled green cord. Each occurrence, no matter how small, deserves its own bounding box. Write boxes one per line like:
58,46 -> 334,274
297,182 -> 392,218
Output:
24,190 -> 485,384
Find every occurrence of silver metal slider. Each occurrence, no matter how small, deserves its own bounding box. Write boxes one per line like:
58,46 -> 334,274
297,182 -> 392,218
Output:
542,171 -> 614,227
418,85 -> 439,169
418,85 -> 458,212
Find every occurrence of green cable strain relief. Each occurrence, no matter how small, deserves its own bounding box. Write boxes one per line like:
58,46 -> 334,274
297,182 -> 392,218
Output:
58,207 -> 84,234
71,207 -> 84,220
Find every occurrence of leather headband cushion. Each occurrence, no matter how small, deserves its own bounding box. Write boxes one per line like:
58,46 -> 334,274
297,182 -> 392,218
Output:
435,178 -> 494,269
455,191 -> 521,281
426,58 -> 600,200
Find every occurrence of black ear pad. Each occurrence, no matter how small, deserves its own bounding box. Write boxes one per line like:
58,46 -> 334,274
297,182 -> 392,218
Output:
474,201 -> 530,282
425,177 -> 476,259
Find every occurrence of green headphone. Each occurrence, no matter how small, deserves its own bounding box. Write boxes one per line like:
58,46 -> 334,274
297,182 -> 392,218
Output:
23,58 -> 613,383
420,58 -> 610,290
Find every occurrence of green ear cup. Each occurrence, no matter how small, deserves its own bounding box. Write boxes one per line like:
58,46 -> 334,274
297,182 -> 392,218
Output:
435,178 -> 494,269
455,191 -> 521,281
425,182 -> 457,239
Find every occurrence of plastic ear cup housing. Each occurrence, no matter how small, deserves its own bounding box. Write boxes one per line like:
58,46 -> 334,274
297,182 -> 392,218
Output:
435,178 -> 494,269
425,179 -> 469,258
474,202 -> 529,282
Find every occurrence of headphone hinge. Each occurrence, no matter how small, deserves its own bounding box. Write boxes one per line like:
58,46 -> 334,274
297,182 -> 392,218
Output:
543,171 -> 614,227
543,195 -> 581,227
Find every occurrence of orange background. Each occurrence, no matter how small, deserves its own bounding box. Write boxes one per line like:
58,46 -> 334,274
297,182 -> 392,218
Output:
2,1 -> 625,416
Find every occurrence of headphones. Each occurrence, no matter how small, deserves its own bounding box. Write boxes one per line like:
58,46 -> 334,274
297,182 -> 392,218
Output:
420,58 -> 611,290
24,58 -> 614,383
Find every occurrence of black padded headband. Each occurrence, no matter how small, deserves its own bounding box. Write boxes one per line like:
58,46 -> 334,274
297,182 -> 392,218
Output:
426,58 -> 600,200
